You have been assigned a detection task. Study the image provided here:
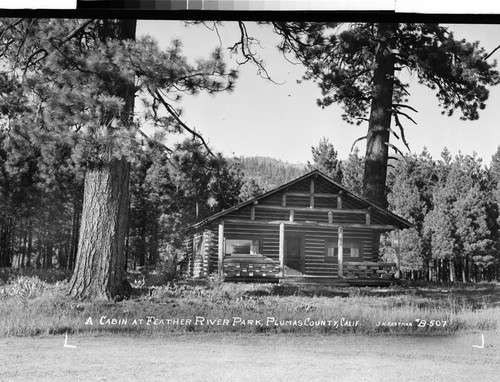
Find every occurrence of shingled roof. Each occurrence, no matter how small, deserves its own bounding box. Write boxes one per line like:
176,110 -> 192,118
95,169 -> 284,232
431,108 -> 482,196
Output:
190,169 -> 412,230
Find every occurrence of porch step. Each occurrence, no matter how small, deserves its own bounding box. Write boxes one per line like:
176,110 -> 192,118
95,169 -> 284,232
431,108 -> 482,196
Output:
225,277 -> 279,284
280,277 -> 400,287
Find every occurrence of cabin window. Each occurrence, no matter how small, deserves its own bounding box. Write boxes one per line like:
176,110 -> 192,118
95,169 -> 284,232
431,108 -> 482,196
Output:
225,238 -> 260,256
325,239 -> 362,261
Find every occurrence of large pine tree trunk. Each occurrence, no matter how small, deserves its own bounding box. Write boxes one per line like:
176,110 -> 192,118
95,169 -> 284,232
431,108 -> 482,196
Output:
363,23 -> 397,208
68,198 -> 80,271
67,19 -> 136,300
68,158 -> 130,299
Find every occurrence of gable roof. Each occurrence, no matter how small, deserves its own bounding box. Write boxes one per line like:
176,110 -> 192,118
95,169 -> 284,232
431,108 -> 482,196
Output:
191,169 -> 412,230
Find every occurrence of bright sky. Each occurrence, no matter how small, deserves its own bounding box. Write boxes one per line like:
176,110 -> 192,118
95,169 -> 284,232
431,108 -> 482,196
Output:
136,21 -> 500,166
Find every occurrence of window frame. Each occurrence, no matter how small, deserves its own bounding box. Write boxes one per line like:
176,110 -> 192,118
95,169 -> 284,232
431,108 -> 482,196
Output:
224,235 -> 262,257
325,239 -> 363,262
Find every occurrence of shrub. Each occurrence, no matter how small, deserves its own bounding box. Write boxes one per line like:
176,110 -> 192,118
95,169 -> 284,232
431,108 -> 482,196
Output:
1,275 -> 47,300
0,267 -> 71,285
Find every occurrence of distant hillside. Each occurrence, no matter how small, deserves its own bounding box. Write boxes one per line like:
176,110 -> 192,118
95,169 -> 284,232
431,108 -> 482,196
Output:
231,156 -> 307,192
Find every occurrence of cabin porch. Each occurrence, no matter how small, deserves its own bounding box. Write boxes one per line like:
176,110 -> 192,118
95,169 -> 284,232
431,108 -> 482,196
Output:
222,255 -> 399,285
216,219 -> 401,285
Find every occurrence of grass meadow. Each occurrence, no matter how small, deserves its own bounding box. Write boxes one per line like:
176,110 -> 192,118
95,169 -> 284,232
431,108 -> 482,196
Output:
0,268 -> 499,338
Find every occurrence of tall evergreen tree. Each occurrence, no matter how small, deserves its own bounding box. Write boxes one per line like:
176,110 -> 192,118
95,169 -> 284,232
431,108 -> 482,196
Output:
386,152 -> 435,276
307,137 -> 342,182
0,19 -> 236,299
488,146 -> 500,227
128,142 -> 161,269
270,22 -> 499,207
141,138 -> 243,274
239,178 -> 266,202
424,152 -> 498,282
341,146 -> 364,195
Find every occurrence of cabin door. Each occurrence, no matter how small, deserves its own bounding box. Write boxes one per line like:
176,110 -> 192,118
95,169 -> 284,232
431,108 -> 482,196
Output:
285,233 -> 304,275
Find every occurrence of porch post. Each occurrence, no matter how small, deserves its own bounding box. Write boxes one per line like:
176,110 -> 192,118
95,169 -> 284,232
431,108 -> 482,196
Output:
218,222 -> 224,277
310,179 -> 315,208
393,230 -> 401,279
338,226 -> 344,278
337,191 -> 343,209
279,223 -> 285,277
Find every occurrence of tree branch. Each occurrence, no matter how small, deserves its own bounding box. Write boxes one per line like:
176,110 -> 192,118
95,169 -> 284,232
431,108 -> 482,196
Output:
350,135 -> 367,152
227,21 -> 282,84
385,141 -> 405,156
135,125 -> 173,154
393,112 -> 411,151
21,19 -> 96,75
393,108 -> 418,125
388,127 -> 400,140
152,88 -> 214,156
484,44 -> 500,61
392,103 -> 418,113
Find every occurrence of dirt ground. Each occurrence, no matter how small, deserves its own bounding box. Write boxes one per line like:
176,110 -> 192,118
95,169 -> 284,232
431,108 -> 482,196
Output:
1,331 -> 499,381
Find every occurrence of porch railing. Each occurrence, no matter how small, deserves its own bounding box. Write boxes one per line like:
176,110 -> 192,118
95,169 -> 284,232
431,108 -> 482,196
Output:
223,255 -> 280,278
221,258 -> 398,280
343,262 -> 397,279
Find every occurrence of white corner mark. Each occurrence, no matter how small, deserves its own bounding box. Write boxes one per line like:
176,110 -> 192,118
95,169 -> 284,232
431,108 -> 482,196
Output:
472,333 -> 484,349
64,331 -> 76,348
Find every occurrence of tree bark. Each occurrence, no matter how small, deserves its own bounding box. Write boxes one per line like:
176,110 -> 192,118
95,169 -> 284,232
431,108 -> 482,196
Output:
149,222 -> 159,265
449,259 -> 455,282
462,258 -> 466,283
0,220 -> 12,267
68,158 -> 130,299
45,238 -> 53,269
67,19 -> 136,300
68,199 -> 80,271
363,23 -> 397,208
20,229 -> 27,268
36,232 -> 42,269
26,222 -> 32,268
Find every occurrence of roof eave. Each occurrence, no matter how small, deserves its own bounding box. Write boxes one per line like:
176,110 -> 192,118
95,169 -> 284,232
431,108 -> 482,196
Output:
189,169 -> 413,231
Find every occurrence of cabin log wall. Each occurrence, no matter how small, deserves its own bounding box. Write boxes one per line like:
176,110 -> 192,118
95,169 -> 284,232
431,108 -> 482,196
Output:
192,230 -> 211,278
202,221 -> 381,279
184,237 -> 194,276
188,171 -> 409,283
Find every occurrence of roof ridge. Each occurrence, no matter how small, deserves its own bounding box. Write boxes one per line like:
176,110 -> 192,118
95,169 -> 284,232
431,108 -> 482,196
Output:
188,169 -> 411,230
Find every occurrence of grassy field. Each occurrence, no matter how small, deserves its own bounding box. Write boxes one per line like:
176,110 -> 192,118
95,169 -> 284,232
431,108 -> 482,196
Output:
1,270 -> 499,380
1,331 -> 499,381
0,269 -> 499,337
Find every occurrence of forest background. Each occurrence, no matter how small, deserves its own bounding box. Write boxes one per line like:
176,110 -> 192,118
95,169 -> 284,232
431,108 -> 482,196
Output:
2,129 -> 500,283
0,20 -> 500,284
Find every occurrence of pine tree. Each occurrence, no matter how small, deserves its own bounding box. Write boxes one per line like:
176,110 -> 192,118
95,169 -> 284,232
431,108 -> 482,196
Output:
307,137 -> 342,182
271,22 -> 499,207
424,152 -> 498,282
239,178 -> 266,202
341,147 -> 364,195
384,150 -> 437,278
0,19 -> 236,299
128,142 -> 161,269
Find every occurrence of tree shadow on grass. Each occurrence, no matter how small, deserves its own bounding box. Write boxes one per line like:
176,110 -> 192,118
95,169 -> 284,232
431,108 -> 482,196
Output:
239,281 -> 500,307
243,284 -> 350,298
411,283 -> 500,308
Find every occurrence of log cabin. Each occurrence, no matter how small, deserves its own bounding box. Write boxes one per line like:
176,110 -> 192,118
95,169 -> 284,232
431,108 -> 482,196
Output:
186,170 -> 411,285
